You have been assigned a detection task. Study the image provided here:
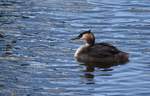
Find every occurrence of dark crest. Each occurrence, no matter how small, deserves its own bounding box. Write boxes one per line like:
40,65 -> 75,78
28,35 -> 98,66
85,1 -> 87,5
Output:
78,30 -> 91,38
71,30 -> 92,40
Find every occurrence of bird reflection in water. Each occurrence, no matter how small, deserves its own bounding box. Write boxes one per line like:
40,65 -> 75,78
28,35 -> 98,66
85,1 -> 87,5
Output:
80,60 -> 128,84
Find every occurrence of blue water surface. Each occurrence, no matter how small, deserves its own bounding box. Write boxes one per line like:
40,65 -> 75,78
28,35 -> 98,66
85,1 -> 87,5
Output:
0,0 -> 150,96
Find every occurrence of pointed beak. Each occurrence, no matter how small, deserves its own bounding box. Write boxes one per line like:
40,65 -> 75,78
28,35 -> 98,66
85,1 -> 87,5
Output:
71,36 -> 80,40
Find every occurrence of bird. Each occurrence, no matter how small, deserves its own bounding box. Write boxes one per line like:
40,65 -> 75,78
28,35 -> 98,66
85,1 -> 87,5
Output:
72,30 -> 129,65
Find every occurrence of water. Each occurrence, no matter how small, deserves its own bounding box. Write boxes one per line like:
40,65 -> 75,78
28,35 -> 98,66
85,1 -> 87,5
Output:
0,0 -> 150,96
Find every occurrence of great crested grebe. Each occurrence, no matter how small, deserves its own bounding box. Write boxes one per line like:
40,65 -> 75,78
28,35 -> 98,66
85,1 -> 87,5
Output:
72,30 -> 129,64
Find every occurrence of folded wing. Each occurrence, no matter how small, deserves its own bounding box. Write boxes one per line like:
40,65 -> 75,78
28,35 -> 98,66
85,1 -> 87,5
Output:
88,43 -> 120,58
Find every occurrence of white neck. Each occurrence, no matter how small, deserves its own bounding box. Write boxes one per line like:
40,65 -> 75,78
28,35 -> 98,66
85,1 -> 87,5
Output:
74,44 -> 88,58
85,43 -> 91,46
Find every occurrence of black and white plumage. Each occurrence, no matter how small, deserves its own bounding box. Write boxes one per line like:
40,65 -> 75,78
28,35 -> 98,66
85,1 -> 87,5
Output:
72,30 -> 129,64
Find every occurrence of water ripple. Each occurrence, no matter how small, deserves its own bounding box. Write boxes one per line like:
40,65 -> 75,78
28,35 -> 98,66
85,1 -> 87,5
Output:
0,0 -> 150,96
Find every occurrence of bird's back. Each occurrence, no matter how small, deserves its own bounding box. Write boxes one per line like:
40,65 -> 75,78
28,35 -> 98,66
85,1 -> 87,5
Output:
75,42 -> 129,64
88,42 -> 120,58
